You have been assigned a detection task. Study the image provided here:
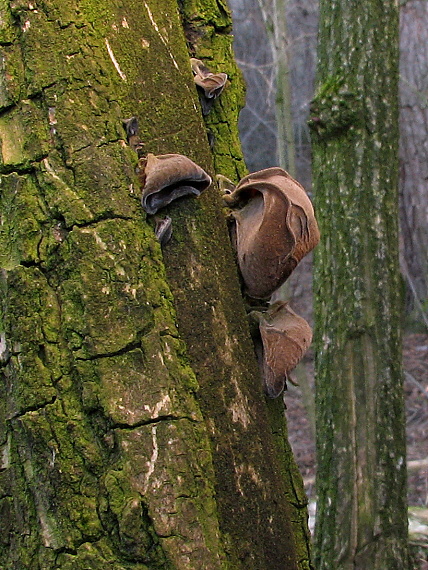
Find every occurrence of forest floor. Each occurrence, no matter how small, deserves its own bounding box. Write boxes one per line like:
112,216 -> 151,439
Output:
286,331 -> 428,566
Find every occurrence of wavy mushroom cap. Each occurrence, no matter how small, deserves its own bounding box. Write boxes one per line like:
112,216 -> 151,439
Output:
139,153 -> 212,215
224,167 -> 320,299
253,301 -> 313,398
190,58 -> 228,99
194,72 -> 228,99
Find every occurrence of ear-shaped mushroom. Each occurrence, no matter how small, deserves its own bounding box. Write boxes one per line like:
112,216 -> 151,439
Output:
191,58 -> 228,99
250,301 -> 312,398
190,58 -> 228,115
223,167 -> 320,299
139,153 -> 212,215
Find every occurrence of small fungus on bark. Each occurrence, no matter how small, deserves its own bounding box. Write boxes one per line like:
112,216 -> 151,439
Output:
249,301 -> 313,398
216,173 -> 236,194
190,58 -> 228,115
154,216 -> 173,246
222,167 -> 320,299
123,116 -> 143,153
138,153 -> 212,215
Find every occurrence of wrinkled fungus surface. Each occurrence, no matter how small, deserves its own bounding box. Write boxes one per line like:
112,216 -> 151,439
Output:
224,167 -> 320,299
140,153 -> 212,214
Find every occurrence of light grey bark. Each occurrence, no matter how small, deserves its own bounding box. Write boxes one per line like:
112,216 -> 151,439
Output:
256,0 -> 296,174
399,0 -> 428,323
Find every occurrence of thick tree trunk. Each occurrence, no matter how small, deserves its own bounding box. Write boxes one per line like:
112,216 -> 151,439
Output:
0,0 -> 311,567
311,1 -> 409,569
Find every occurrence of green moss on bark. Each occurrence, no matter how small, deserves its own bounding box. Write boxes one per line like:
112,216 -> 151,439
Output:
266,398 -> 313,570
180,0 -> 247,181
0,0 -> 311,565
0,0 -> 227,565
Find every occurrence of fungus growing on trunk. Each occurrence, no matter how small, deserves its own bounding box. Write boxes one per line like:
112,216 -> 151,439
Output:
154,216 -> 172,246
223,167 -> 320,299
190,58 -> 228,115
249,301 -> 313,398
123,116 -> 143,154
138,153 -> 212,215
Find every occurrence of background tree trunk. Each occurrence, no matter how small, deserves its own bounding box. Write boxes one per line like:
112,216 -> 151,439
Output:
256,0 -> 296,175
0,0 -> 311,567
311,0 -> 409,568
399,0 -> 428,325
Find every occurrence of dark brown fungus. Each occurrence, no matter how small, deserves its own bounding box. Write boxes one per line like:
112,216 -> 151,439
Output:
139,153 -> 212,215
123,116 -> 139,139
223,167 -> 320,299
250,301 -> 313,398
190,58 -> 228,114
123,116 -> 142,153
154,216 -> 172,246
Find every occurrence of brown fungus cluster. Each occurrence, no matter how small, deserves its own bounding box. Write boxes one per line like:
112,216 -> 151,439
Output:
125,110 -> 319,399
222,167 -> 320,398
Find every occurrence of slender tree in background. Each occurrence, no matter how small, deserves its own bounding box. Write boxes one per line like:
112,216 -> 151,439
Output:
229,0 -> 278,173
399,0 -> 428,327
310,0 -> 409,568
230,0 -> 318,186
0,0 -> 313,567
256,0 -> 296,175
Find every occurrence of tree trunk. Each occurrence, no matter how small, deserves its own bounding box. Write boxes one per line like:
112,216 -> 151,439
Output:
0,0 -> 311,567
399,0 -> 428,324
310,1 -> 409,568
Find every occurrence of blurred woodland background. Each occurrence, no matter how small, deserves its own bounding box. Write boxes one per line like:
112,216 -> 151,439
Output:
229,0 -> 428,555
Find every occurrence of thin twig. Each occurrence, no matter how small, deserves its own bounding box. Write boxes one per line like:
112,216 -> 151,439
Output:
400,261 -> 428,329
240,107 -> 278,137
408,458 -> 428,471
405,370 -> 428,400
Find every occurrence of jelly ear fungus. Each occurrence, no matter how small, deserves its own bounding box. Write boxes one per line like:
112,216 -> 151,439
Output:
249,302 -> 313,399
139,153 -> 212,215
223,167 -> 320,300
190,58 -> 228,115
222,167 -> 320,397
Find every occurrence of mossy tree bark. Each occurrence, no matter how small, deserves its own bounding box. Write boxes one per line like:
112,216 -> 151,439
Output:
0,0 -> 311,567
311,1 -> 409,569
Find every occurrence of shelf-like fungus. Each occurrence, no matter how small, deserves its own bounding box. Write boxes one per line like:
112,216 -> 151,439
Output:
250,301 -> 313,398
223,167 -> 320,299
139,153 -> 212,215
